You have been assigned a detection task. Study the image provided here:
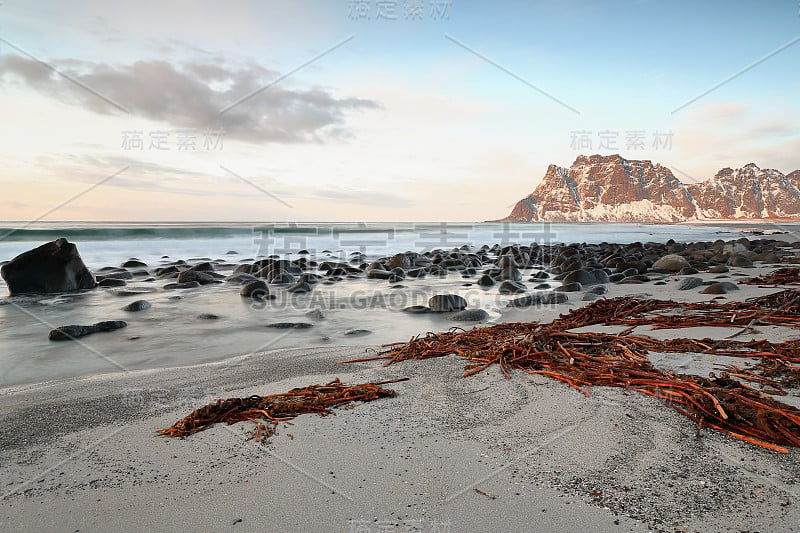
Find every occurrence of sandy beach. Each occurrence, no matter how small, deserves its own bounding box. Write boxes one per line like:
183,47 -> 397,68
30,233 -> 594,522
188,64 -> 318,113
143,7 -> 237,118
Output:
2,249 -> 799,533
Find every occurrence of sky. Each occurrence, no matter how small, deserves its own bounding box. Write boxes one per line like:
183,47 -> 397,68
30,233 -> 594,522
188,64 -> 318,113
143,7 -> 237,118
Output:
1,0 -> 799,222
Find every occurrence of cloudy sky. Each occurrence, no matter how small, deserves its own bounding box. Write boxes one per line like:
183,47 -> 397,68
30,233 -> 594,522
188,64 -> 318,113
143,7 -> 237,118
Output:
1,0 -> 799,221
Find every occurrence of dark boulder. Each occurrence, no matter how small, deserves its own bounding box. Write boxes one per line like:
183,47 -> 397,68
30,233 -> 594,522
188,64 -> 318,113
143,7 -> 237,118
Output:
240,280 -> 269,298
123,300 -> 151,312
677,277 -> 703,291
177,270 -> 216,285
562,269 -> 598,286
498,280 -> 526,294
700,282 -> 740,294
49,320 -> 127,341
287,281 -> 312,293
1,238 -> 96,295
428,294 -> 467,312
555,282 -> 582,292
98,277 -> 127,288
477,274 -> 495,286
402,305 -> 431,314
449,309 -> 489,321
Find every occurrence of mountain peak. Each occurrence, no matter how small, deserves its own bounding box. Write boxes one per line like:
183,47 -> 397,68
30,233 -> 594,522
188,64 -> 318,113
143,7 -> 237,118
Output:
498,156 -> 800,222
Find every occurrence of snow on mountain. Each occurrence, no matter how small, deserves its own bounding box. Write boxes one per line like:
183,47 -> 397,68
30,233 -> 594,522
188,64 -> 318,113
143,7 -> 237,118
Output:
499,155 -> 800,222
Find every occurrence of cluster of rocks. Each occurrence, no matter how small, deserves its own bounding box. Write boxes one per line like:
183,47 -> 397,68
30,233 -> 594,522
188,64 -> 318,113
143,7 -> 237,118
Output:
3,235 -> 798,340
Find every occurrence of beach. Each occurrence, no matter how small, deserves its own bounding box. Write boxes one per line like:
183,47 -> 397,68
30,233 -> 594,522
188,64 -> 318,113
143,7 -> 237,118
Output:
1,228 -> 799,532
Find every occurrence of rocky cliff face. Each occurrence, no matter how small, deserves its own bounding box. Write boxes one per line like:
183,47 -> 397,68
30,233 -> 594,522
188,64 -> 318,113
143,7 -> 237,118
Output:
685,164 -> 800,219
500,155 -> 800,222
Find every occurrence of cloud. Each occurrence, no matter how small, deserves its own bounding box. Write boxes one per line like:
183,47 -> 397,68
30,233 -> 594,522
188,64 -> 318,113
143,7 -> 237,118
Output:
31,153 -> 414,209
0,54 -> 381,143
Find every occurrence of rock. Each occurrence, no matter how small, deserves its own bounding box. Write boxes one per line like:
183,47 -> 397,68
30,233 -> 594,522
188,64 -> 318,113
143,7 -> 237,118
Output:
197,313 -> 219,320
163,281 -> 201,290
753,252 -> 780,263
122,259 -> 147,268
562,269 -> 599,286
592,269 -> 610,284
177,270 -> 216,284
366,269 -> 393,280
700,282 -> 740,294
270,273 -> 296,284
344,329 -> 372,336
449,309 -> 489,321
97,270 -> 133,280
1,238 -> 96,295
428,294 -> 467,312
385,253 -> 411,269
679,267 -> 699,275
122,300 -> 151,312
708,265 -> 729,273
156,266 -> 182,278
555,282 -> 582,292
240,280 -> 269,298
477,274 -> 495,287
498,280 -> 526,294
98,278 -> 127,288
507,292 -> 568,307
587,285 -> 607,295
365,262 -> 386,272
297,273 -> 319,284
49,320 -> 127,341
228,273 -> 258,284
582,292 -> 600,301
190,262 -> 215,272
677,277 -> 703,290
265,322 -> 313,329
652,254 -> 690,272
402,305 -> 431,314
287,281 -> 311,293
112,288 -> 157,297
406,268 -> 426,279
727,254 -> 753,267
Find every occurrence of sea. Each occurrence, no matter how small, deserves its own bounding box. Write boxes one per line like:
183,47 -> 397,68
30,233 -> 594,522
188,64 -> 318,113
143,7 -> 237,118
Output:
0,221 -> 784,389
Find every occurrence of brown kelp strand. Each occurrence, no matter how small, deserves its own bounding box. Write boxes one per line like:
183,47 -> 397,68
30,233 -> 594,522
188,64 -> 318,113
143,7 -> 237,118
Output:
741,268 -> 800,286
549,291 -> 800,330
369,325 -> 800,452
157,378 -> 406,442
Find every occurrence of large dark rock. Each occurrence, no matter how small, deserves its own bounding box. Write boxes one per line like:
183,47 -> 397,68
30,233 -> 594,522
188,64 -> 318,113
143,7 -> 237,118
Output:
1,238 -> 96,295
428,294 -> 467,312
49,320 -> 127,341
122,300 -> 151,312
240,280 -> 269,298
449,309 -> 489,321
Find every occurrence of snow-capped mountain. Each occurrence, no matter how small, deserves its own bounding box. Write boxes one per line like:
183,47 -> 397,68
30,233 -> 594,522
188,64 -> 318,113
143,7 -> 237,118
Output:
499,155 -> 800,222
